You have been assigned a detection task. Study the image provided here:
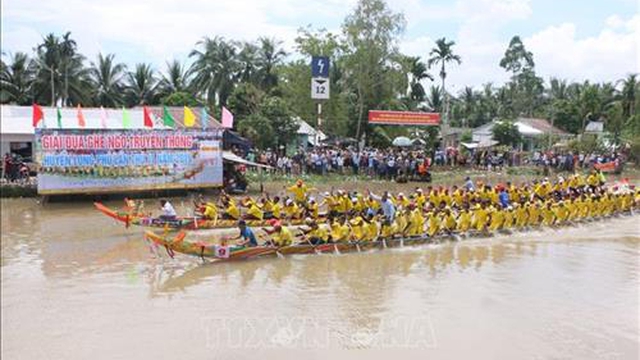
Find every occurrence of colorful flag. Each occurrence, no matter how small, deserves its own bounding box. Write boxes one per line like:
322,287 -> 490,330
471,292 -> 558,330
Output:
221,106 -> 234,128
122,107 -> 131,128
143,106 -> 154,128
77,104 -> 86,127
201,107 -> 208,129
184,106 -> 196,127
32,103 -> 44,127
100,106 -> 108,129
57,107 -> 62,129
163,106 -> 174,127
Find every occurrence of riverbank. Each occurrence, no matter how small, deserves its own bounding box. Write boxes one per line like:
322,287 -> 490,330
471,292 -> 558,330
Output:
2,165 -> 638,199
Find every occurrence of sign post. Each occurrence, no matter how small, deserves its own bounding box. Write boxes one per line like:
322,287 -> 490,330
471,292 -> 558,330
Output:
311,56 -> 330,147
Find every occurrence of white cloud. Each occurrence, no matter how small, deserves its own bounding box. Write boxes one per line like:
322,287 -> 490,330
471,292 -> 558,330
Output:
2,0 -> 637,91
525,15 -> 639,84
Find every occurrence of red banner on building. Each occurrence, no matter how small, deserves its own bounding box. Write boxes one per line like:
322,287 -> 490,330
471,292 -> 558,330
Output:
368,110 -> 440,126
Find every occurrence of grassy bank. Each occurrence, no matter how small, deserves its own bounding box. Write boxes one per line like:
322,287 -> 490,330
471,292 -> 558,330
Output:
2,165 -> 638,200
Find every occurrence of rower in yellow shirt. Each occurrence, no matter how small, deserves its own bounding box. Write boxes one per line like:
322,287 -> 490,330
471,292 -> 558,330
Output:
456,207 -> 472,233
488,206 -> 504,231
222,198 -> 241,220
270,196 -> 283,219
264,223 -> 295,247
349,216 -> 366,241
306,197 -> 320,218
362,214 -> 380,241
283,199 -> 302,220
427,210 -> 440,237
286,179 -> 315,204
472,204 -> 489,232
441,208 -> 457,234
541,202 -> 556,226
330,218 -> 350,242
502,206 -> 514,229
245,199 -> 264,220
514,203 -> 528,228
407,204 -> 425,236
415,188 -> 427,209
527,202 -> 541,226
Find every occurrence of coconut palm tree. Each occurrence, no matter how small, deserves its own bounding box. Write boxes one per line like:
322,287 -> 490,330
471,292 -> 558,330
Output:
189,36 -> 239,107
237,42 -> 259,84
256,37 -> 286,91
618,74 -> 638,118
427,37 -> 461,96
158,60 -> 191,98
125,63 -> 158,106
89,53 -> 126,107
0,52 -> 35,105
426,85 -> 443,112
407,56 -> 432,102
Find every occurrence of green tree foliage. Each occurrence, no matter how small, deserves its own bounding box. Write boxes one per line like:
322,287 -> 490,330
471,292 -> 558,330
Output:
492,120 -> 522,147
124,63 -> 158,106
89,53 -> 126,107
342,0 -> 406,140
161,91 -> 200,107
1,11 -> 638,152
0,52 -> 34,105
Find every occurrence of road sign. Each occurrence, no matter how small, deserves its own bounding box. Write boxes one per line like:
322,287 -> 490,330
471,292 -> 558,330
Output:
311,56 -> 330,77
311,77 -> 330,100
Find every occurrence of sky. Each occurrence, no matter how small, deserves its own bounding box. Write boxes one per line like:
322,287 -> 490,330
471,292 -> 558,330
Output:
2,0 -> 639,92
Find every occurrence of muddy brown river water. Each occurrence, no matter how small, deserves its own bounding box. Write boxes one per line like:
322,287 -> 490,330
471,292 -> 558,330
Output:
1,198 -> 639,359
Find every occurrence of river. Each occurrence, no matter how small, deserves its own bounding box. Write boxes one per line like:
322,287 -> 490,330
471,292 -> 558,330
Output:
1,198 -> 638,359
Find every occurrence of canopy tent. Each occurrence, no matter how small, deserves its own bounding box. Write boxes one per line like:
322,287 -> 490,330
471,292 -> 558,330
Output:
223,130 -> 252,153
392,136 -> 412,147
222,151 -> 273,169
461,140 -> 499,149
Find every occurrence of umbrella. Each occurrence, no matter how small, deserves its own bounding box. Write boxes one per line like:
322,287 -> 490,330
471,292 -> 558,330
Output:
392,136 -> 412,147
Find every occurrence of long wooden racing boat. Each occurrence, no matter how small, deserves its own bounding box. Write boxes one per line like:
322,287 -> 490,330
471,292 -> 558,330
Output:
94,202 -> 314,230
143,230 -> 457,262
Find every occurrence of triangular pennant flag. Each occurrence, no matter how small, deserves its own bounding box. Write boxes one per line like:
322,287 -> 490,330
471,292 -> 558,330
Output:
122,107 -> 131,128
221,106 -> 234,128
201,107 -> 208,130
163,106 -> 175,128
184,106 -> 196,127
77,104 -> 86,127
56,107 -> 62,129
143,106 -> 154,128
100,106 -> 108,129
32,103 -> 44,127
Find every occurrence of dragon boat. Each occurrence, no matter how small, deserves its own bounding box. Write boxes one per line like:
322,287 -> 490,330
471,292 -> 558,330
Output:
94,202 -> 317,230
144,229 -> 460,262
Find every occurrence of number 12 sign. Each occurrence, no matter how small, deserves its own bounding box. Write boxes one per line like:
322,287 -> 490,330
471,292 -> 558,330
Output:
311,77 -> 330,100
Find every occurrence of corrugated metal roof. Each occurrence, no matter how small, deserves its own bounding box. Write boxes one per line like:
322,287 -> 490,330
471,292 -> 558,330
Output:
0,105 -> 222,135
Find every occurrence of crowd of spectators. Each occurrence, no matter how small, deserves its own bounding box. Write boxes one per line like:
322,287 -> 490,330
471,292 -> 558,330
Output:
231,145 -> 625,179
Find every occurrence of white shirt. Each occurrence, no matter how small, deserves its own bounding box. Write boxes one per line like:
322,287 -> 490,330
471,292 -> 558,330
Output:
162,202 -> 177,217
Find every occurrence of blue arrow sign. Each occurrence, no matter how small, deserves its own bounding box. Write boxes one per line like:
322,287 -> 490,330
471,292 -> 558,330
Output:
311,56 -> 330,78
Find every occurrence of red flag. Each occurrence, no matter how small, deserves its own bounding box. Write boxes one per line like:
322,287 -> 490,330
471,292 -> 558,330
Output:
77,104 -> 86,127
32,103 -> 44,127
143,106 -> 153,128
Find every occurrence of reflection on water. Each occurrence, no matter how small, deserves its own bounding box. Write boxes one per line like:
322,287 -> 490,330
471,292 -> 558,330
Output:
1,198 -> 639,359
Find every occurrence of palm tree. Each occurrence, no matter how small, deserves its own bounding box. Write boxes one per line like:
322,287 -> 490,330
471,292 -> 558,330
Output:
59,32 -> 77,105
407,56 -> 432,102
618,74 -> 637,118
159,60 -> 190,98
256,37 -> 286,91
189,36 -> 238,107
237,42 -> 259,84
125,63 -> 158,106
428,37 -> 461,97
426,85 -> 443,112
0,52 -> 35,105
89,53 -> 126,107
